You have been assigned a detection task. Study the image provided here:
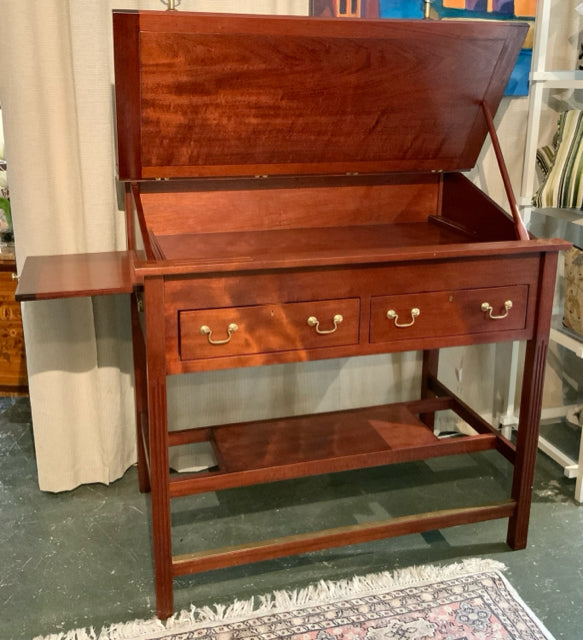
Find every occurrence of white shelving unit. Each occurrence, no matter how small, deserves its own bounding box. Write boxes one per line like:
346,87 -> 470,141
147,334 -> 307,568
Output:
518,0 -> 583,502
551,319 -> 583,359
520,1 -> 583,213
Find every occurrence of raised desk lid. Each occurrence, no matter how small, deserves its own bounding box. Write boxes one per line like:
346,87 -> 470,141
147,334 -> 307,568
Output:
113,11 -> 527,181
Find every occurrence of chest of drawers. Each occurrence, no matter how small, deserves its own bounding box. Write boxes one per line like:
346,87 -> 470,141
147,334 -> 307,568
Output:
0,255 -> 27,394
16,11 -> 569,619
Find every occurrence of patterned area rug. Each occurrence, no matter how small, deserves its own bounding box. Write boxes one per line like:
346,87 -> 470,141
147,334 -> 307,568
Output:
40,559 -> 555,640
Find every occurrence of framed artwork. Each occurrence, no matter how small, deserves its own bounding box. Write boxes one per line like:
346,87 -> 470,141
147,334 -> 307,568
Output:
310,1 -> 535,96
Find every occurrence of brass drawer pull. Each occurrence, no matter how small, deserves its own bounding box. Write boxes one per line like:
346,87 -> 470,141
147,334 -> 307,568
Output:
386,307 -> 420,328
481,300 -> 512,320
307,314 -> 343,335
200,323 -> 238,345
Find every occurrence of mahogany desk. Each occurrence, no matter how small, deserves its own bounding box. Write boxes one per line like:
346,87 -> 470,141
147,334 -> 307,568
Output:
16,11 -> 569,619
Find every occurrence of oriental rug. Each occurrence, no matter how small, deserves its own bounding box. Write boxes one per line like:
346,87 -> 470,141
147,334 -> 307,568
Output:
39,559 -> 555,640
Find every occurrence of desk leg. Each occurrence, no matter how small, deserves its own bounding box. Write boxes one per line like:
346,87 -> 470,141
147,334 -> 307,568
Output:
144,277 -> 174,619
420,349 -> 439,429
507,334 -> 548,549
131,293 -> 150,494
507,251 -> 557,550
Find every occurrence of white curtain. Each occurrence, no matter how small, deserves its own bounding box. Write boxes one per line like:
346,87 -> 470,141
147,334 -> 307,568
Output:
0,1 -> 140,491
0,0 -> 533,492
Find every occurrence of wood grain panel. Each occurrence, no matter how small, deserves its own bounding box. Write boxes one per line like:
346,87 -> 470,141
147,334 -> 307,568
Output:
111,12 -> 527,178
138,174 -> 440,236
138,29 -> 494,171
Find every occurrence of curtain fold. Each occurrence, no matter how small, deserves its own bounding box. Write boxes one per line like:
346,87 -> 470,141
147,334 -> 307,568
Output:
0,1 -> 136,491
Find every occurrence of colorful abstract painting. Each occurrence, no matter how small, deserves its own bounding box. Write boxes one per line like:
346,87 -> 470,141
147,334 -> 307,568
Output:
437,0 -> 535,18
379,0 -> 535,18
379,0 -> 535,95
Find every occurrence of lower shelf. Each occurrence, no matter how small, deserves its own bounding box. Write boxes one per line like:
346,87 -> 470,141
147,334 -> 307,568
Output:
211,403 -> 439,472
167,394 -> 510,498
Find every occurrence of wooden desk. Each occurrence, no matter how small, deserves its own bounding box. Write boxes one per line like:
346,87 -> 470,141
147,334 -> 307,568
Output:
16,11 -> 569,619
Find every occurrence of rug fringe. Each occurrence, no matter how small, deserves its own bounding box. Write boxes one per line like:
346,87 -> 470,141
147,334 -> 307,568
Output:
33,557 -> 506,640
170,557 -> 505,627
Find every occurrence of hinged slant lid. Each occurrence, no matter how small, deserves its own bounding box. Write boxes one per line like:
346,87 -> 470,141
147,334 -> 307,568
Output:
113,11 -> 527,181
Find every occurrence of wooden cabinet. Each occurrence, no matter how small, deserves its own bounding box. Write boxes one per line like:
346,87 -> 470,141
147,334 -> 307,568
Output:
0,255 -> 27,394
15,11 -> 568,620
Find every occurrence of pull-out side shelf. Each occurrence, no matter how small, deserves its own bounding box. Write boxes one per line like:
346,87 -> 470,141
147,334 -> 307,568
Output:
16,251 -> 136,301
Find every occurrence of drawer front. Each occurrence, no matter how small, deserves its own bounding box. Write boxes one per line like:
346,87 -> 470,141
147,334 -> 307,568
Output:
179,298 -> 360,361
370,285 -> 528,343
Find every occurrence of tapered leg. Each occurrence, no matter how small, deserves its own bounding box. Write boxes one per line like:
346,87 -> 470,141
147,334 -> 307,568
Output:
507,329 -> 550,549
420,349 -> 439,429
507,335 -> 548,549
131,293 -> 150,494
144,277 -> 174,619
507,252 -> 558,549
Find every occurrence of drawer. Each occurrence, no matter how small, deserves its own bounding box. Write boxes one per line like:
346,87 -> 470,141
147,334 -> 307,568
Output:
179,298 -> 360,361
370,285 -> 528,343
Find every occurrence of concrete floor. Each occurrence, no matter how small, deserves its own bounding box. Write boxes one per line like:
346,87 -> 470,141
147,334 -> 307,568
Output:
1,395 -> 582,640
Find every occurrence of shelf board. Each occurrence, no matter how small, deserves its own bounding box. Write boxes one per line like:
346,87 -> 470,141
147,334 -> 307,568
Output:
538,435 -> 579,479
140,220 -> 565,277
15,251 -> 136,301
212,404 -> 438,473
168,400 -> 500,497
530,70 -> 583,89
153,222 -> 471,271
550,315 -> 583,358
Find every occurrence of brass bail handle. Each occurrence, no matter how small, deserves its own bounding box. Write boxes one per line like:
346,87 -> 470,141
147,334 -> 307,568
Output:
386,308 -> 420,328
481,300 -> 513,320
200,323 -> 238,345
307,314 -> 343,335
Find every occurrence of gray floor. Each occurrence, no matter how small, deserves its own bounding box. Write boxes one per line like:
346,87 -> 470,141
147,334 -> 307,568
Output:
1,396 -> 582,640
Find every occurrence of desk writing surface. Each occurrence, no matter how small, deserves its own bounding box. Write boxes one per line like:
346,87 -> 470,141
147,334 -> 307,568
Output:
153,222 -> 468,264
138,225 -> 567,277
